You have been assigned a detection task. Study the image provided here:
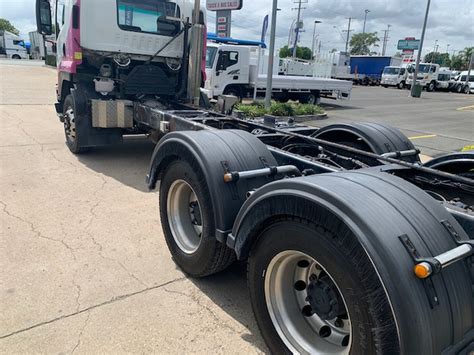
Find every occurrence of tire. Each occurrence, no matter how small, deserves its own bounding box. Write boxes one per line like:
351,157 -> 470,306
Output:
426,81 -> 436,92
223,87 -> 242,102
397,81 -> 405,90
248,218 -> 397,355
159,159 -> 235,277
63,95 -> 90,154
456,84 -> 463,93
299,93 -> 320,105
382,85 -> 388,88
463,85 -> 471,94
12,54 -> 21,60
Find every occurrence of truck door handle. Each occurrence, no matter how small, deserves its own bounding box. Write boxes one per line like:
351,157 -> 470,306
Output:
233,76 -> 239,80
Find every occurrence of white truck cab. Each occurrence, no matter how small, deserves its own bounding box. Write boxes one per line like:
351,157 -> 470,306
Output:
0,30 -> 29,59
406,63 -> 440,92
381,66 -> 407,89
435,68 -> 453,90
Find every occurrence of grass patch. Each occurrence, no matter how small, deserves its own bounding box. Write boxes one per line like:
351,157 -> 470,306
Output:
235,101 -> 324,118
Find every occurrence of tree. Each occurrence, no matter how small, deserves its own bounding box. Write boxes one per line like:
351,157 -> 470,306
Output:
350,32 -> 379,55
450,47 -> 474,70
279,45 -> 313,60
424,52 -> 451,67
0,18 -> 20,36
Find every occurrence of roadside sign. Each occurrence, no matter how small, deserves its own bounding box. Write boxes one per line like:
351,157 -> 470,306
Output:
207,0 -> 243,11
217,17 -> 227,23
217,24 -> 227,31
398,39 -> 421,51
261,15 -> 269,43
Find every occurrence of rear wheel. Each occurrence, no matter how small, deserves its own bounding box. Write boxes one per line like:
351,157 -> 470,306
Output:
159,159 -> 235,277
299,93 -> 321,105
223,87 -> 243,102
248,219 -> 395,354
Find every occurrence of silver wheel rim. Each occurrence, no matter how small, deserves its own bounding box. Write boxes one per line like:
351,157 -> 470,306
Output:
166,179 -> 203,254
265,250 -> 352,354
64,107 -> 77,142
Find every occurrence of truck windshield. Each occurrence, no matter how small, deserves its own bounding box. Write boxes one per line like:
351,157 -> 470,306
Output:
206,47 -> 218,68
408,64 -> 432,74
117,0 -> 181,36
383,67 -> 400,75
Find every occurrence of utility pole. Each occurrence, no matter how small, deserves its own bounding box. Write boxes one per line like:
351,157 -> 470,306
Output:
265,0 -> 279,109
363,9 -> 370,33
411,0 -> 431,98
382,24 -> 391,56
311,20 -> 322,58
292,0 -> 307,58
466,52 -> 473,93
343,17 -> 353,54
446,44 -> 450,53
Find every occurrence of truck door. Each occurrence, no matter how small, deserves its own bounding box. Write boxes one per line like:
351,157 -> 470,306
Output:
213,50 -> 241,95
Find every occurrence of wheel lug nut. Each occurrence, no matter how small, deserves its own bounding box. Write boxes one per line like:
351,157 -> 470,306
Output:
335,318 -> 344,328
309,274 -> 318,281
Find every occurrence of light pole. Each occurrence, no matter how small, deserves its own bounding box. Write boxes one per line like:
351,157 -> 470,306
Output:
446,44 -> 450,53
265,0 -> 278,109
311,20 -> 322,58
363,9 -> 370,33
411,0 -> 431,98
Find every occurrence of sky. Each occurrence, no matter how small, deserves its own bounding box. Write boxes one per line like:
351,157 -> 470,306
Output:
1,0 -> 472,57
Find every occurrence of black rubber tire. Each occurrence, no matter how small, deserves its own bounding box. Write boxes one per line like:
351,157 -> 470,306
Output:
12,54 -> 21,60
398,81 -> 405,89
463,85 -> 471,94
159,159 -> 235,277
223,87 -> 242,102
427,81 -> 436,92
382,85 -> 388,88
248,218 -> 398,355
456,84 -> 463,93
63,95 -> 90,154
299,93 -> 320,105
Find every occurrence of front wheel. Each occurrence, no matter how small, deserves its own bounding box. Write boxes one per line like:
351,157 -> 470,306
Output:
63,95 -> 89,154
248,219 -> 398,354
427,81 -> 436,92
159,159 -> 235,277
397,81 -> 405,89
463,85 -> 471,94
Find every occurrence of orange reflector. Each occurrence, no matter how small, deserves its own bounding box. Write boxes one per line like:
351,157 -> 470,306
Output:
223,173 -> 233,183
414,262 -> 432,279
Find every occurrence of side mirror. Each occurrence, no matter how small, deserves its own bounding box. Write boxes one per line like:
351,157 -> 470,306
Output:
156,16 -> 180,36
36,0 -> 53,35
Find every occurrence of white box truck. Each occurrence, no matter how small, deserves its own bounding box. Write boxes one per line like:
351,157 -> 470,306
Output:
0,30 -> 29,59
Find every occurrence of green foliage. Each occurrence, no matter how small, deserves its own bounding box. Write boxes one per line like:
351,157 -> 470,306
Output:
450,47 -> 474,70
235,102 -> 324,118
350,32 -> 380,55
0,18 -> 20,36
279,45 -> 313,60
424,52 -> 451,67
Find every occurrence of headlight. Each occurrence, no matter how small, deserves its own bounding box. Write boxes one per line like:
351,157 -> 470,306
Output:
166,57 -> 182,71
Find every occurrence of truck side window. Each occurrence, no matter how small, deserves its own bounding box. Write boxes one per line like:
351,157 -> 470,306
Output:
430,66 -> 436,73
217,51 -> 239,71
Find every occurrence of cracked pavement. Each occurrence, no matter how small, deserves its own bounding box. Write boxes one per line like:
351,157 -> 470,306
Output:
0,61 -> 267,354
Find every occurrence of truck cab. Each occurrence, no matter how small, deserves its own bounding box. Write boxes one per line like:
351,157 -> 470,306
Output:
381,66 -> 407,89
406,63 -> 440,92
0,30 -> 29,59
435,68 -> 453,91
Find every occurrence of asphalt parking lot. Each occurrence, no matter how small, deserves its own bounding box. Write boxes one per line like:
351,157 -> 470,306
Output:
0,61 -> 472,353
316,85 -> 474,157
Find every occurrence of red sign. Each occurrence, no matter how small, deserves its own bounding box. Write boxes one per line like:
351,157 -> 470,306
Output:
217,24 -> 227,31
217,17 -> 227,23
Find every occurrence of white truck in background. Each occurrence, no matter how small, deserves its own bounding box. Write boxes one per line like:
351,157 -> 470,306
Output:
435,68 -> 453,91
406,63 -> 441,92
381,66 -> 408,89
0,30 -> 29,59
29,31 -> 46,59
203,43 -> 352,104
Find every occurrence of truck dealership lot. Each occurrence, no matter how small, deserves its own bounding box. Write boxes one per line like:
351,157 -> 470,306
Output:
0,61 -> 472,353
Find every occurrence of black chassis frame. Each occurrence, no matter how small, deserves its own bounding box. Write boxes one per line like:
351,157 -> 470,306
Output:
141,102 -> 474,233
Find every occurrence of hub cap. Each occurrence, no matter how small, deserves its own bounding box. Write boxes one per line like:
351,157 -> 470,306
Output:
167,180 -> 203,254
265,250 -> 351,354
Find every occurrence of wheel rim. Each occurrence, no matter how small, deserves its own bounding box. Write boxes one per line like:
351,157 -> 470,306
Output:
307,95 -> 316,105
265,250 -> 351,354
167,179 -> 203,254
64,107 -> 77,142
